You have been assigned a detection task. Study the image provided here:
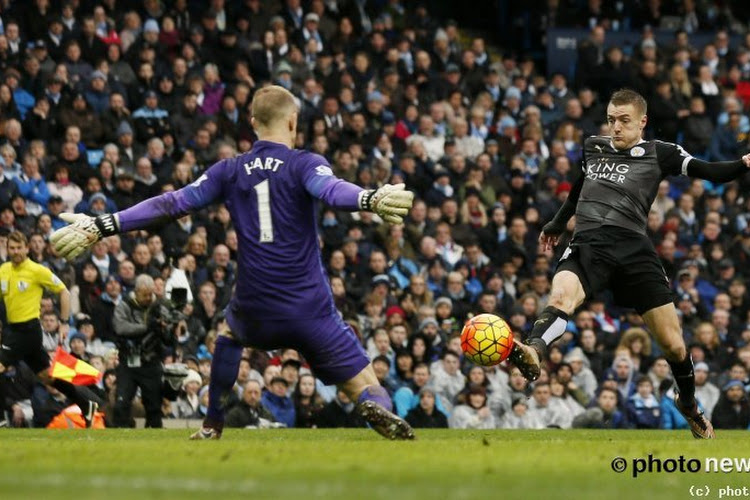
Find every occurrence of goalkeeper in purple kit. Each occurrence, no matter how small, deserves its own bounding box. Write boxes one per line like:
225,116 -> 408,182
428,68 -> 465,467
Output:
51,86 -> 415,440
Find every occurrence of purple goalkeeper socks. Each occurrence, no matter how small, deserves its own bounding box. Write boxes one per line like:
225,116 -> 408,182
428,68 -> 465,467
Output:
205,335 -> 243,425
357,385 -> 393,412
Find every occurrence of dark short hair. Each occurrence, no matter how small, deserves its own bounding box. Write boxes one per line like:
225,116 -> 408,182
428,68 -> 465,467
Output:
609,88 -> 647,116
556,362 -> 572,373
599,387 -> 618,398
281,359 -> 301,371
372,355 -> 391,367
635,375 -> 653,386
442,349 -> 460,360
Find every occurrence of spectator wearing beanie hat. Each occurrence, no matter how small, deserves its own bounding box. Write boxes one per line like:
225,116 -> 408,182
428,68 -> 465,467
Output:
434,296 -> 457,335
385,305 -> 407,327
418,317 -> 445,353
90,275 -> 123,345
84,191 -> 110,216
261,376 -> 295,428
74,314 -> 113,358
694,361 -> 720,419
563,347 -> 598,400
711,380 -> 750,429
404,387 -> 449,428
115,121 -> 142,171
442,271 -> 472,322
173,369 -> 203,418
68,331 -> 89,361
84,71 -> 111,114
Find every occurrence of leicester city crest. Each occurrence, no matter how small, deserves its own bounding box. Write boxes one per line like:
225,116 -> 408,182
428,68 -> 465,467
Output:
630,146 -> 645,157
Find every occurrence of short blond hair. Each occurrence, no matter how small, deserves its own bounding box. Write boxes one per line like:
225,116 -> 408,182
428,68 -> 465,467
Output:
251,85 -> 298,131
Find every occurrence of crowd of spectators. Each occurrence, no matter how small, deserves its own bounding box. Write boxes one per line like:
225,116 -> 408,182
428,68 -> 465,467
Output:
0,0 -> 749,431
537,0 -> 750,34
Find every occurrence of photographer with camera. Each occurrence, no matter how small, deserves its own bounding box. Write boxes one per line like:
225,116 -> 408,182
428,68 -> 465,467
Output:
113,274 -> 175,428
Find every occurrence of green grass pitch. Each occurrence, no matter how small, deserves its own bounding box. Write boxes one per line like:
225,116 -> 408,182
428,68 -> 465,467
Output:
1,429 -> 749,500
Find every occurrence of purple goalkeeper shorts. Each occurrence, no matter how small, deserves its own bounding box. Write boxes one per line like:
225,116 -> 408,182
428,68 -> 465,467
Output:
225,305 -> 370,385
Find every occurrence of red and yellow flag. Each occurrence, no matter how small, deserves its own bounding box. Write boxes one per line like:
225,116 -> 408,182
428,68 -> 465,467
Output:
49,347 -> 102,385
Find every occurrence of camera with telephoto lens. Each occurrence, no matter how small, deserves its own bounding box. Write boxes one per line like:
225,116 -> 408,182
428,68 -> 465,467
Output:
148,287 -> 189,338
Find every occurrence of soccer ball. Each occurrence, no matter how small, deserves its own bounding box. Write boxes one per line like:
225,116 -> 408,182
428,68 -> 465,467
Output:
460,314 -> 514,366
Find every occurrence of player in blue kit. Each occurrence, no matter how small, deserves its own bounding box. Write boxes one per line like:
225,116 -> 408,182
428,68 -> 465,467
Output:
50,85 -> 416,440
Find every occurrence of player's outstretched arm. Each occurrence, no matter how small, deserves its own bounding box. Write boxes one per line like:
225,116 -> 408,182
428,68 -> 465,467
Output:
51,164 -> 225,261
303,165 -> 414,224
685,153 -> 750,182
539,173 -> 584,251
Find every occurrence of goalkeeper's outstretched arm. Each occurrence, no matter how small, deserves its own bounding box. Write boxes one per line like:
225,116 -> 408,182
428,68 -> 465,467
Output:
299,160 -> 414,224
51,158 -> 415,260
50,162 -> 227,260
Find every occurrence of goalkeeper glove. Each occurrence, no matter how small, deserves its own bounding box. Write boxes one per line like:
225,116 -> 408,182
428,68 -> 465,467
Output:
358,183 -> 414,224
50,213 -> 120,260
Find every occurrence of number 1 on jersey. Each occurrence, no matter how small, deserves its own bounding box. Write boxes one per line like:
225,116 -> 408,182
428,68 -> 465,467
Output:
254,179 -> 274,243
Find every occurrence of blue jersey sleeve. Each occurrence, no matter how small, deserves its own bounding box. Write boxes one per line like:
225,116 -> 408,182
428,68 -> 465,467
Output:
117,160 -> 226,232
297,152 -> 363,211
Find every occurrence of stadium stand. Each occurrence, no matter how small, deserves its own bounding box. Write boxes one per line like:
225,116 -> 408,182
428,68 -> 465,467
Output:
0,0 -> 749,432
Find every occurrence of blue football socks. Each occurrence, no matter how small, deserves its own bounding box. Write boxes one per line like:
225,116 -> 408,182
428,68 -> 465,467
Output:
205,335 -> 243,426
357,385 -> 393,412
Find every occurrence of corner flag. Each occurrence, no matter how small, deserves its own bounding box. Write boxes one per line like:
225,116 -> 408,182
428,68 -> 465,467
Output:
49,347 -> 102,385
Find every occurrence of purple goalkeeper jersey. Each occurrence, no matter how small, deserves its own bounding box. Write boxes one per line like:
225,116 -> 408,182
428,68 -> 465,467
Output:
117,140 -> 364,319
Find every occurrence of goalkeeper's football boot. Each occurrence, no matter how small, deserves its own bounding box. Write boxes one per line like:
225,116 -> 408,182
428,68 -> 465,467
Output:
190,418 -> 223,440
82,400 -> 98,428
674,394 -> 715,439
190,426 -> 223,440
508,339 -> 542,381
356,400 -> 415,440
